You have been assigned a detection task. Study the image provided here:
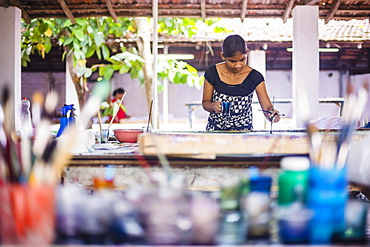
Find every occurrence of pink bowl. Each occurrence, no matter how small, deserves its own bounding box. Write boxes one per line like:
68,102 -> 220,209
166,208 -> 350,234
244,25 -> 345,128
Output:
113,129 -> 144,143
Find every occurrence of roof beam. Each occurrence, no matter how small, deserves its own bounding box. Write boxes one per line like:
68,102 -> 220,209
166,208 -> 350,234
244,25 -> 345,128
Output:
57,0 -> 76,24
301,0 -> 319,5
282,0 -> 294,23
200,0 -> 206,20
19,6 -> 31,24
240,0 -> 248,22
104,0 -> 118,22
325,0 -> 341,24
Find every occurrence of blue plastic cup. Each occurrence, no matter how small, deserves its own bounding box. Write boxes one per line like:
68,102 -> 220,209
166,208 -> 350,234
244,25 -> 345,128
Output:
221,102 -> 231,114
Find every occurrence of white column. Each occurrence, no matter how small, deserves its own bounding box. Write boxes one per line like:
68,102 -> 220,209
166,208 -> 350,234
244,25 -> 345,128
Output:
162,46 -> 169,125
152,0 -> 159,130
0,7 -> 22,131
65,60 -> 83,130
248,50 -> 266,130
292,6 -> 319,127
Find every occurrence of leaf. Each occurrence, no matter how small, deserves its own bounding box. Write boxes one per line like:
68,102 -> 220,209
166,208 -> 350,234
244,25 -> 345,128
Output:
101,44 -> 110,59
84,68 -> 93,78
44,27 -> 53,37
75,18 -> 87,26
44,36 -> 52,53
112,64 -> 122,70
74,29 -> 85,42
87,26 -> 93,34
104,65 -> 114,80
85,46 -> 95,58
94,32 -> 105,47
77,66 -> 86,77
61,19 -> 73,28
185,63 -> 197,73
98,66 -> 106,76
38,22 -> 49,34
119,65 -> 130,74
36,43 -> 44,51
73,39 -> 81,52
96,47 -> 102,60
64,36 -> 74,46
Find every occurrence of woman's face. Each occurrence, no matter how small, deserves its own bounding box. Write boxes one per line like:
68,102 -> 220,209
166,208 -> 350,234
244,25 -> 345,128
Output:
115,92 -> 124,100
223,53 -> 247,73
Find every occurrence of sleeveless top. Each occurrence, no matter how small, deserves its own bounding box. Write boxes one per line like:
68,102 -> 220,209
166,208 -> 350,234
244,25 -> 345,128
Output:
204,64 -> 264,131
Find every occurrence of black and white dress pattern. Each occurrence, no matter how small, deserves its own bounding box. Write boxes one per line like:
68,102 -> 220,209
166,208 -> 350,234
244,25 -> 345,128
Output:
204,64 -> 264,131
206,90 -> 254,131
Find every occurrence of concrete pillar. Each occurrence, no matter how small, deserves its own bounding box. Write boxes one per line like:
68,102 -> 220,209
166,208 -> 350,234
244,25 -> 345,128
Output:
65,60 -> 83,130
0,7 -> 22,131
248,50 -> 267,130
292,6 -> 319,127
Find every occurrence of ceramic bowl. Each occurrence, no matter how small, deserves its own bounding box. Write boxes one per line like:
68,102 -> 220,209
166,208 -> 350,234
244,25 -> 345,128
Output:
113,129 -> 144,143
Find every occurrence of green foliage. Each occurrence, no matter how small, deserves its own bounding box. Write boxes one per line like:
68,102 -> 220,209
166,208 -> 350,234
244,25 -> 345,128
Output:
20,17 -> 221,90
158,18 -> 198,38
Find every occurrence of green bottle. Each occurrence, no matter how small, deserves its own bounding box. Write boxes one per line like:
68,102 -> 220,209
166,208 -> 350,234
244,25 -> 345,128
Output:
278,156 -> 310,206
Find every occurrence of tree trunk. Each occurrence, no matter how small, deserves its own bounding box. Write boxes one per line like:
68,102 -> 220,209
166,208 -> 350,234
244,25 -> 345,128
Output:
65,47 -> 87,109
135,18 -> 153,117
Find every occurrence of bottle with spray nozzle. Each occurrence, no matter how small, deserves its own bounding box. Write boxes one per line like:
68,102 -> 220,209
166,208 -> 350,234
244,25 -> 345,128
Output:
56,104 -> 76,137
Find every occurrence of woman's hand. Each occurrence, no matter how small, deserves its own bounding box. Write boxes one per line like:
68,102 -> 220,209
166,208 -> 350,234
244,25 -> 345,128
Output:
269,110 -> 281,123
202,100 -> 222,113
213,102 -> 222,113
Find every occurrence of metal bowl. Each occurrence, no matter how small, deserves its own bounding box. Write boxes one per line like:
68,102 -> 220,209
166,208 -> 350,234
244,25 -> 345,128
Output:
113,129 -> 144,143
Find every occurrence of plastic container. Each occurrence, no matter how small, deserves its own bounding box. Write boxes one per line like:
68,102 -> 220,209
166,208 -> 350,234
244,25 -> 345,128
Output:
278,156 -> 309,206
19,97 -> 33,137
57,104 -> 76,137
307,166 -> 348,244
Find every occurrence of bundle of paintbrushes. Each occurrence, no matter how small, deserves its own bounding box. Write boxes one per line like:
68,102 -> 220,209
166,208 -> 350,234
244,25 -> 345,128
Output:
306,82 -> 369,169
0,80 -> 110,185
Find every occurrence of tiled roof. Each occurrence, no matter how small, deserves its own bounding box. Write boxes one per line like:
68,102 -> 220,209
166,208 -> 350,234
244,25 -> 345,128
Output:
159,18 -> 370,43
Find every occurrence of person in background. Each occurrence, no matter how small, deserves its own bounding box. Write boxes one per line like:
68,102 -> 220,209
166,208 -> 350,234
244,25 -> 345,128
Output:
202,34 -> 280,131
109,87 -> 130,123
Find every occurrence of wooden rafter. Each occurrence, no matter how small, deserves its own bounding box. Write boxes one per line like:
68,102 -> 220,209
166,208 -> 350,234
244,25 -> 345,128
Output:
282,0 -> 295,23
302,0 -> 319,5
16,1 -> 31,24
57,0 -> 76,24
240,0 -> 248,22
200,0 -> 206,20
104,0 -> 118,23
325,0 -> 341,24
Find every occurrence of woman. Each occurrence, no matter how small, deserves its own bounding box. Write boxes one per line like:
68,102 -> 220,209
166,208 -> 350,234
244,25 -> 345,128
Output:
109,88 -> 129,123
202,34 -> 280,131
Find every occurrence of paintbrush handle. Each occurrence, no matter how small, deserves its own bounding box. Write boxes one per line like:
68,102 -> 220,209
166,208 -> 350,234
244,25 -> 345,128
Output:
259,109 -> 285,116
108,92 -> 126,129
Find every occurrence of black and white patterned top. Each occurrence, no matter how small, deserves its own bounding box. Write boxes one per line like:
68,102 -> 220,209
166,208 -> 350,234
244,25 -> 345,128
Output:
204,64 -> 264,131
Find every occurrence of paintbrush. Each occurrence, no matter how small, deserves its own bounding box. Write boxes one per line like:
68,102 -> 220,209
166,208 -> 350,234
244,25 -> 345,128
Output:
107,91 -> 126,130
29,91 -> 58,185
1,86 -> 21,182
146,100 -> 153,133
259,109 -> 285,116
270,96 -> 275,134
336,83 -> 368,169
306,123 -> 322,166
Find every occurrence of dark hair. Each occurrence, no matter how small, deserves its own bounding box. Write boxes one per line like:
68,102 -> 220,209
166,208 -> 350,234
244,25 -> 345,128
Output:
221,34 -> 248,58
113,88 -> 125,96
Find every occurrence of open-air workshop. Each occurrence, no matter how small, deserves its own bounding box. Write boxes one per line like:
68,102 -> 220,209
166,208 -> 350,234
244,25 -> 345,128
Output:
1,0 -> 370,245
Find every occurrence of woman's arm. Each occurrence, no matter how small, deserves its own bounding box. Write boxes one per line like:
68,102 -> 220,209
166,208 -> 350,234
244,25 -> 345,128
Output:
202,79 -> 222,113
255,81 -> 280,123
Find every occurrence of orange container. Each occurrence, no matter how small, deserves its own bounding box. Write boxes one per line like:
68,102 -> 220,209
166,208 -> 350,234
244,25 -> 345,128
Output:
0,184 -> 56,245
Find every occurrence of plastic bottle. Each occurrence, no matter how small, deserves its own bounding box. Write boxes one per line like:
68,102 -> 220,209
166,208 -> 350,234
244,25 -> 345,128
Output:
68,104 -> 76,126
278,156 -> 310,206
56,104 -> 75,137
19,97 -> 33,137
